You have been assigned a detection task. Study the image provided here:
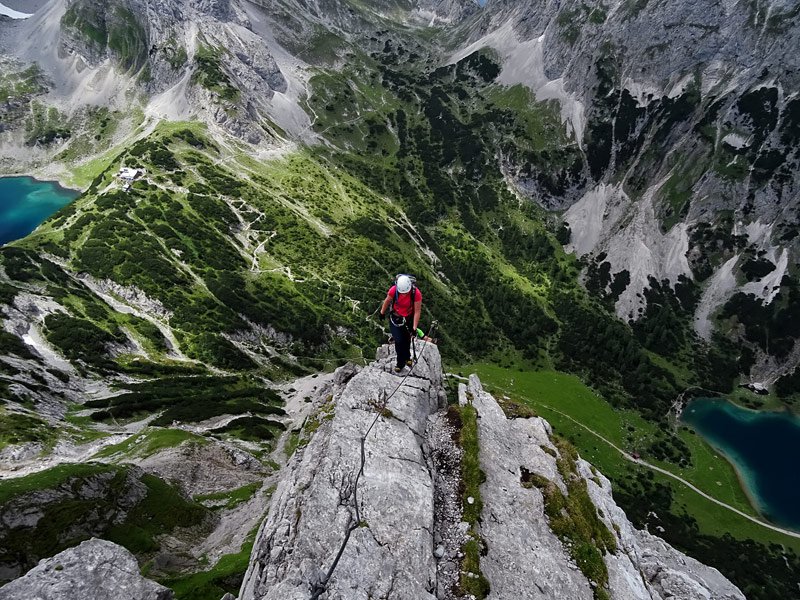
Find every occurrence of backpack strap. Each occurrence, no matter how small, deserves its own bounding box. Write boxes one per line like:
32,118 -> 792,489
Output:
409,284 -> 417,326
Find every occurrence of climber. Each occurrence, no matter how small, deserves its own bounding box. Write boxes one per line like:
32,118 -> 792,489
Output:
379,274 -> 422,373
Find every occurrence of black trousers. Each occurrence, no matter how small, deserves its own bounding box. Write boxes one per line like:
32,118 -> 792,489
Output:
389,318 -> 413,367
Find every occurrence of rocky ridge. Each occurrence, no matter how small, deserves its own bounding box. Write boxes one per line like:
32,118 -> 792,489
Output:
237,344 -> 744,600
463,374 -> 745,600
239,342 -> 446,600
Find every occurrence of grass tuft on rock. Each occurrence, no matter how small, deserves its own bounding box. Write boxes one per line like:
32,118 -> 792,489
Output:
0,409 -> 55,451
526,437 -> 616,598
194,482 -> 262,510
92,428 -> 207,459
455,402 -> 491,598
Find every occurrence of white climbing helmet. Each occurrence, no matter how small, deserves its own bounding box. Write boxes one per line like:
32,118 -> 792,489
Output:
396,274 -> 412,294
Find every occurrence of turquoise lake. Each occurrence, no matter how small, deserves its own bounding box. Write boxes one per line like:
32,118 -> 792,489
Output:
682,398 -> 800,531
0,177 -> 79,245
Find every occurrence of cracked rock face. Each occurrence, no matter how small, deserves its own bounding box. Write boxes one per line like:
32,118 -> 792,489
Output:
632,530 -> 745,600
0,538 -> 173,600
239,342 -> 443,600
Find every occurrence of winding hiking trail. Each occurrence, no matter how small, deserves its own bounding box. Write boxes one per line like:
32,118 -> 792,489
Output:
538,403 -> 800,540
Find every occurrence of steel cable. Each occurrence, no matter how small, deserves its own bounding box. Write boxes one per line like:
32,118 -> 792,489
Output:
309,322 -> 439,599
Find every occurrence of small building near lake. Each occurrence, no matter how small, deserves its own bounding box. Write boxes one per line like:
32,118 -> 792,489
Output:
117,167 -> 145,181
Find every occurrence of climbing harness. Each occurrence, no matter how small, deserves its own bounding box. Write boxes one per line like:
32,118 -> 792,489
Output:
308,321 -> 439,600
389,312 -> 407,328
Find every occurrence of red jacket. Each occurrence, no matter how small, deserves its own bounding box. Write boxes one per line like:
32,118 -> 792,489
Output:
387,285 -> 422,317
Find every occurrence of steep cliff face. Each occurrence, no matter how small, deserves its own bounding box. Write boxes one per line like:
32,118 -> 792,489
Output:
240,344 -> 744,600
0,0 -> 295,151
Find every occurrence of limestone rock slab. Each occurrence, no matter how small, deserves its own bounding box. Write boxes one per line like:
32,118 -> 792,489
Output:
239,343 -> 443,600
464,375 -> 594,600
466,375 -> 745,600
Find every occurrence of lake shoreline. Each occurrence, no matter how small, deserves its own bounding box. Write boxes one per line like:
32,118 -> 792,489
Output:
682,397 -> 800,533
0,174 -> 82,195
683,422 -> 770,522
728,394 -> 800,418
0,176 -> 80,246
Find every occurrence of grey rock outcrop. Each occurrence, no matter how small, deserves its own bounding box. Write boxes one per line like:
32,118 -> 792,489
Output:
0,465 -> 147,531
135,437 -> 267,497
580,454 -> 746,600
633,530 -> 745,600
0,538 -> 173,600
239,342 -> 445,600
463,374 -> 745,600
461,375 -> 595,599
413,0 -> 478,25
